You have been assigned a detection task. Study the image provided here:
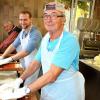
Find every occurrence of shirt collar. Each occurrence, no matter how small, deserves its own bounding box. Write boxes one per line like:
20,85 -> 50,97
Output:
22,24 -> 33,33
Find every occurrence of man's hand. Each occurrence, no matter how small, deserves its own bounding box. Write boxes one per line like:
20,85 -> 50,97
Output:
0,86 -> 30,99
11,78 -> 23,89
0,57 -> 13,65
0,78 -> 23,91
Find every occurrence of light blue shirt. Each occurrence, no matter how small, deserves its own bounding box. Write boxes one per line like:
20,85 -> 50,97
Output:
35,31 -> 80,70
12,26 -> 42,53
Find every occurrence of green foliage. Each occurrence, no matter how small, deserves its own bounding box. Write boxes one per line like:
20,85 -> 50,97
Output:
57,0 -> 71,8
78,1 -> 89,11
57,0 -> 89,11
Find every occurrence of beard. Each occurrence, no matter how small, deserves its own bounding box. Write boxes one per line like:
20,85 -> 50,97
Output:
22,24 -> 30,29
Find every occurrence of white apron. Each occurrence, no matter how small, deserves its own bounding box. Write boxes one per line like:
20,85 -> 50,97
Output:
20,30 -> 40,85
40,32 -> 85,100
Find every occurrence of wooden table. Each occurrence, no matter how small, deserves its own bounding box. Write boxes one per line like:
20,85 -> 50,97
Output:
0,62 -> 24,76
0,54 -> 24,75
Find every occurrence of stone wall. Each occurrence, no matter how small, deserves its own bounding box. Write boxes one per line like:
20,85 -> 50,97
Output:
0,0 -> 54,42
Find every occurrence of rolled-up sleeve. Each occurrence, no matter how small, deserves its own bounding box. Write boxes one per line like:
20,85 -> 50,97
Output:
12,34 -> 21,48
34,46 -> 41,62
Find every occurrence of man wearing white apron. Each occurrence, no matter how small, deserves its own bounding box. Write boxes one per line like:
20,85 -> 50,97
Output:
0,2 -> 85,100
0,11 -> 42,85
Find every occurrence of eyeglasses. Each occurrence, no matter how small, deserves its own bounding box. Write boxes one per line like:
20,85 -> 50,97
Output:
43,13 -> 64,20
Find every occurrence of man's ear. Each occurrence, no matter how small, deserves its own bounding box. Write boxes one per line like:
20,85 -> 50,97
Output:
63,17 -> 66,23
62,17 -> 66,24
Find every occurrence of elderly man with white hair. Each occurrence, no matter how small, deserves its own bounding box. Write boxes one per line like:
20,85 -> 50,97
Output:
0,2 -> 85,100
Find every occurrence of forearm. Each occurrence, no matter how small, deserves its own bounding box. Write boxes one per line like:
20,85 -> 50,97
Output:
28,65 -> 63,93
11,50 -> 29,61
2,44 -> 16,58
28,71 -> 54,92
20,60 -> 41,81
